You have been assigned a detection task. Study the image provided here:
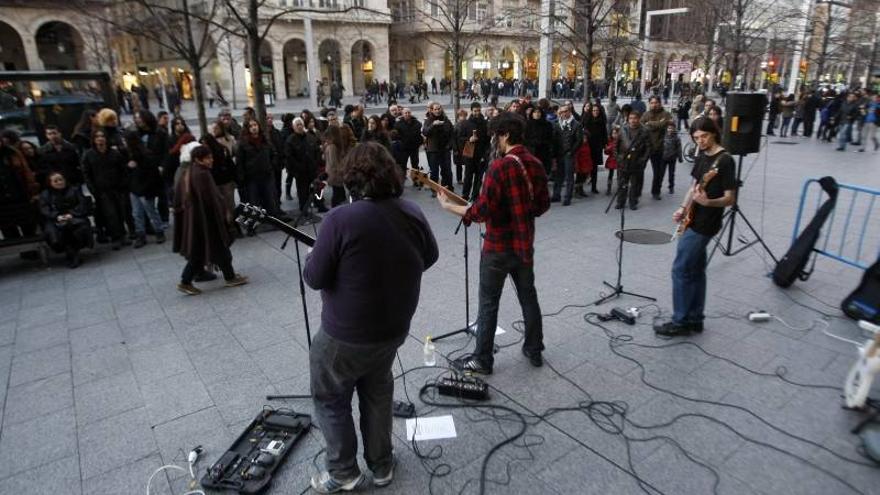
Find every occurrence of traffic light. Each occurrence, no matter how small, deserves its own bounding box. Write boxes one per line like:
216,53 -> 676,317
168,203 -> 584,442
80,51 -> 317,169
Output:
768,59 -> 776,72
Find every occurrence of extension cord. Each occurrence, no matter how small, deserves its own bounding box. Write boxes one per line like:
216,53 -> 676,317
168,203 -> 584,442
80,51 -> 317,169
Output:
438,376 -> 489,401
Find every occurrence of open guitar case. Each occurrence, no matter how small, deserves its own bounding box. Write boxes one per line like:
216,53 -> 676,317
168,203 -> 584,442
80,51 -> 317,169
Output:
772,176 -> 839,288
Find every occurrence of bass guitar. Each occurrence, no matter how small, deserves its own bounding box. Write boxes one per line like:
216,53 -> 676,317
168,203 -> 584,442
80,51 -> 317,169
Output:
408,168 -> 469,206
235,203 -> 316,247
671,166 -> 718,241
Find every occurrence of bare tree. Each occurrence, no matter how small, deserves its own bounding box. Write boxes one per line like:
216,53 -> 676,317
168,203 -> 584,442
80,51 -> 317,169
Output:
76,0 -> 221,135
214,30 -> 241,109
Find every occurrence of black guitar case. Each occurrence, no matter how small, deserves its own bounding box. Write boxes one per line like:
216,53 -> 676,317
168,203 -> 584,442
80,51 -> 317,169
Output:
772,176 -> 839,288
842,258 -> 880,323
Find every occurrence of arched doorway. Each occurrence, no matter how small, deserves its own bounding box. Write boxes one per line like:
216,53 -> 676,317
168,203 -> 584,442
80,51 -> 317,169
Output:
283,39 -> 308,98
318,39 -> 341,84
470,45 -> 492,80
246,41 -> 276,103
0,21 -> 28,70
497,47 -> 517,80
351,40 -> 375,95
35,21 -> 84,70
523,49 -> 538,80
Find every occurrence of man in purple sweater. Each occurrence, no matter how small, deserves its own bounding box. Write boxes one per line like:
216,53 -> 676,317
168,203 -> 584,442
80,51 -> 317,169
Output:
303,142 -> 438,493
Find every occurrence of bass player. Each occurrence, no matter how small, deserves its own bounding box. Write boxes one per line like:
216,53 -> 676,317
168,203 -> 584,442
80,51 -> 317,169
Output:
656,118 -> 736,337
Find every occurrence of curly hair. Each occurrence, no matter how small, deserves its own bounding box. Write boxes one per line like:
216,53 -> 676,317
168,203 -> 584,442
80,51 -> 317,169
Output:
341,142 -> 403,200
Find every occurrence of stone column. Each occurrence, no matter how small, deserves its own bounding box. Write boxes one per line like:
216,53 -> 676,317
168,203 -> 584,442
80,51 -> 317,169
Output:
304,17 -> 318,109
22,37 -> 44,71
341,53 -> 354,98
538,0 -> 552,98
272,47 -> 286,104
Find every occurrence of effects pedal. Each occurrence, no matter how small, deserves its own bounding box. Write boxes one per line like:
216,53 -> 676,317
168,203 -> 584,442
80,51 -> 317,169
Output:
392,400 -> 416,418
611,307 -> 636,325
438,376 -> 489,401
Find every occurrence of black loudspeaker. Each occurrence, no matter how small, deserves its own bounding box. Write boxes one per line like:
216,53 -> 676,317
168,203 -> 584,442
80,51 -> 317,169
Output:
722,92 -> 767,155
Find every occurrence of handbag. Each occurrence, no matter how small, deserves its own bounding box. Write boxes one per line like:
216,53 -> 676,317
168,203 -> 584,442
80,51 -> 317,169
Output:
462,141 -> 475,158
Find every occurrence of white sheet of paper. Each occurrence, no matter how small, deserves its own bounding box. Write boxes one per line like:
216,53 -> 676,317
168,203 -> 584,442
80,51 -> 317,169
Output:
406,415 -> 457,441
468,321 -> 506,335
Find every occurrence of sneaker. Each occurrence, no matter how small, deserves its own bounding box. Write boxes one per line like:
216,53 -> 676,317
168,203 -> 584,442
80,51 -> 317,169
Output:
373,457 -> 395,487
310,471 -> 364,494
550,196 -> 561,203
155,232 -> 166,244
522,349 -> 543,367
630,204 -> 639,210
177,283 -> 202,296
654,320 -> 702,336
454,356 -> 492,375
194,271 -> 218,282
224,274 -> 249,287
652,194 -> 661,200
133,236 -> 147,249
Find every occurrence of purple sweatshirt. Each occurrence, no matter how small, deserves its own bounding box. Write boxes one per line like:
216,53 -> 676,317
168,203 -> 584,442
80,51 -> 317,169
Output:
303,197 -> 438,344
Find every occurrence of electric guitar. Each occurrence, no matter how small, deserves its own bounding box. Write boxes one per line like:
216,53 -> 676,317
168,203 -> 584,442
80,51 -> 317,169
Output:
844,323 -> 880,409
235,203 -> 316,247
408,168 -> 469,206
671,167 -> 719,241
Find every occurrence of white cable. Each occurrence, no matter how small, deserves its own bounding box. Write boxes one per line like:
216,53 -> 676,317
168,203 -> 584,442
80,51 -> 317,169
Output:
146,463 -> 206,495
822,324 -> 864,348
771,315 -> 815,332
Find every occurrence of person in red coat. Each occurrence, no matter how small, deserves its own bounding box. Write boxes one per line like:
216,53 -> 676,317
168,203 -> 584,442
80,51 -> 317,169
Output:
574,133 -> 593,198
604,126 -> 620,195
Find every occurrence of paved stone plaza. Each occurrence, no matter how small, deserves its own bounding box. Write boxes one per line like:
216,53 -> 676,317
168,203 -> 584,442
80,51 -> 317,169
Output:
0,134 -> 879,495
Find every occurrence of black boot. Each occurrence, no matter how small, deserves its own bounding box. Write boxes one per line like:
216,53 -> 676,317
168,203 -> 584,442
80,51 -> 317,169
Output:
606,182 -> 612,195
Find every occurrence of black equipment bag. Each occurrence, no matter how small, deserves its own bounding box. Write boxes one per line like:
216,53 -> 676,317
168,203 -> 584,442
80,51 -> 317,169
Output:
772,176 -> 839,288
842,258 -> 880,324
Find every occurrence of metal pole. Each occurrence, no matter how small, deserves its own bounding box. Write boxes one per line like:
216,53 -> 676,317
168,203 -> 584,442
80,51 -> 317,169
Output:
640,14 -> 651,98
788,0 -> 813,94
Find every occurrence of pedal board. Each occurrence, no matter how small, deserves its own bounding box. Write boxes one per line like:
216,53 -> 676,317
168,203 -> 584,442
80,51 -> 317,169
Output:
392,400 -> 416,418
438,376 -> 489,401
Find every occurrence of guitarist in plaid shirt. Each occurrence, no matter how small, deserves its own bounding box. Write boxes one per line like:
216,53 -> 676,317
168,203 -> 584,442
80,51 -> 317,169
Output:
438,112 -> 551,374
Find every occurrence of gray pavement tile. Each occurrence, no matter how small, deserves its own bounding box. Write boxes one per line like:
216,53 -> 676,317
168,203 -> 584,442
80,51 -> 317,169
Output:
0,321 -> 14,347
140,370 -> 214,426
12,320 -> 69,355
69,320 -> 124,354
9,343 -> 70,387
78,407 -> 158,480
109,283 -> 154,305
533,447 -> 645,495
118,317 -> 178,350
172,316 -> 236,354
66,302 -> 117,331
636,443 -> 727,494
129,342 -> 194,383
249,338 -> 309,384
0,408 -> 78,479
0,456 -> 82,495
204,371 -> 278,426
105,270 -> 148,291
435,452 -> 563,495
227,319 -> 293,352
15,304 -> 67,331
82,453 -> 171,495
20,287 -> 65,310
4,372 -> 74,426
74,371 -> 145,426
66,287 -> 112,308
115,298 -> 165,329
151,407 -> 235,469
187,341 -> 261,385
71,343 -> 131,386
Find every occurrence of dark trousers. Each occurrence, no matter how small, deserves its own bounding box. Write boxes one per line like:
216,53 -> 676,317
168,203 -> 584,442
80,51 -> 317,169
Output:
802,117 -> 815,137
552,154 -> 575,202
426,150 -> 453,189
295,171 -> 316,212
181,255 -> 234,284
651,158 -> 676,196
401,147 -> 419,170
462,157 -> 485,201
453,153 -> 463,182
331,186 -> 347,207
310,330 -> 402,480
156,184 -> 170,223
589,157 -> 601,191
246,175 -> 278,214
94,190 -> 126,241
677,117 -> 689,131
766,113 -> 778,135
616,169 -> 643,208
44,221 -> 93,254
474,251 -> 543,366
285,170 -> 294,198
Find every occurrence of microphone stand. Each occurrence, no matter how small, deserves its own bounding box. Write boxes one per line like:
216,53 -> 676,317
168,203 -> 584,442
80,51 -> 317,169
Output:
432,218 -> 473,342
591,179 -> 656,306
266,234 -> 313,400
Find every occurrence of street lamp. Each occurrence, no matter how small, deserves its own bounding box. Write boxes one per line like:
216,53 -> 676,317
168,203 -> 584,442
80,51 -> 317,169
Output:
640,7 -> 689,98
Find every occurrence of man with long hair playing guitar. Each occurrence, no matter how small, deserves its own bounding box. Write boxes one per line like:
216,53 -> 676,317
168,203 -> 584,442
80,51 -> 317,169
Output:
656,118 -> 736,336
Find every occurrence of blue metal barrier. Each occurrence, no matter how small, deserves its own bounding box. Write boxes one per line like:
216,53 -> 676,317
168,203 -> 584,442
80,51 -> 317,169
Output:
792,179 -> 880,270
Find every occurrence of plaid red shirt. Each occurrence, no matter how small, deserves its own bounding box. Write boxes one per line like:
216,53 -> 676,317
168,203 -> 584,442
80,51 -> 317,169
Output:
464,145 -> 550,265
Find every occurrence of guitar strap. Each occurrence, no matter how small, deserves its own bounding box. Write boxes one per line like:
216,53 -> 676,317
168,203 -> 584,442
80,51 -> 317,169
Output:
506,153 -> 534,204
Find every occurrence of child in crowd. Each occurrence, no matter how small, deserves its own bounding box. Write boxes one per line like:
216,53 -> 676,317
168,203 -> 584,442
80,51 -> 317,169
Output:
604,126 -> 619,195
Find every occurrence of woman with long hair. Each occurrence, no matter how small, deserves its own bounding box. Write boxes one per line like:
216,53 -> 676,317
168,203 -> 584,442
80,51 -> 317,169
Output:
524,107 -> 554,177
82,129 -> 129,249
322,125 -> 352,207
236,119 -> 279,216
582,104 -> 608,195
165,116 -> 195,199
361,115 -> 391,151
72,109 -> 98,155
124,130 -> 166,248
39,172 -> 93,267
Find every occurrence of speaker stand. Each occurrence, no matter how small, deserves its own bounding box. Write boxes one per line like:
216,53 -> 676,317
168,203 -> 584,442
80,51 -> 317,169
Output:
708,154 -> 778,264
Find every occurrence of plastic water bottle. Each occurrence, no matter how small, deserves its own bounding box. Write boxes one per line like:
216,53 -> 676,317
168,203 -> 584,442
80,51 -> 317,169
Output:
423,336 -> 436,366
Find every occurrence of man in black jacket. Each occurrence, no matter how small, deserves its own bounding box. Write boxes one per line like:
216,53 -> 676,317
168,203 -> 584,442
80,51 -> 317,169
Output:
802,91 -> 821,138
393,107 -> 422,176
38,126 -> 83,187
422,102 -> 454,193
552,104 -> 583,206
456,102 -> 490,201
615,111 -> 650,210
284,118 -> 325,216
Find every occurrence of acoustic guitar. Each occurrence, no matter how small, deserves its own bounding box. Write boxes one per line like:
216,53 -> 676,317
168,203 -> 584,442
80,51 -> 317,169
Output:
671,167 -> 718,241
845,328 -> 880,409
408,168 -> 469,206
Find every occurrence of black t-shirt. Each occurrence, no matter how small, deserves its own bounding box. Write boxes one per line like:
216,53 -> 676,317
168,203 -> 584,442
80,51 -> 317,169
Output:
689,150 -> 736,236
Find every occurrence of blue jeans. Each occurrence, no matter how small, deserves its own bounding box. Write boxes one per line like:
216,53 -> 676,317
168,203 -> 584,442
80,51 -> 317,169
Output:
552,154 -> 575,201
130,194 -> 165,236
837,122 -> 854,149
426,150 -> 453,189
474,251 -> 543,366
246,175 -> 278,214
671,229 -> 712,325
